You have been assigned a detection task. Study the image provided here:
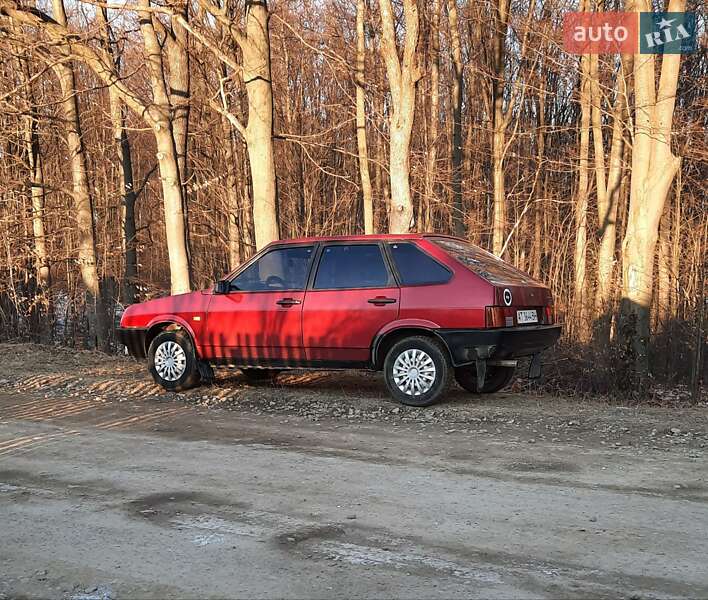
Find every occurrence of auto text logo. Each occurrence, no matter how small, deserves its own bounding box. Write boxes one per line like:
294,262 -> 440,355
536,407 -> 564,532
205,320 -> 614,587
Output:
563,11 -> 697,54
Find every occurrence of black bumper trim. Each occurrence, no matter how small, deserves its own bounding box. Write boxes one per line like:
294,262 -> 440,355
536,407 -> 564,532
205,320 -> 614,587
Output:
436,324 -> 562,366
115,327 -> 147,359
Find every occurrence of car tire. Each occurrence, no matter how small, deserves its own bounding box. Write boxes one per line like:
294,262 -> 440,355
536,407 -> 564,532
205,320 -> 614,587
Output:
455,365 -> 515,394
241,368 -> 281,383
148,330 -> 201,392
383,336 -> 451,407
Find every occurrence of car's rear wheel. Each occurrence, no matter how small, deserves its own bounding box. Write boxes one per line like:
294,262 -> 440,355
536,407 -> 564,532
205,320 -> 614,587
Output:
148,330 -> 200,392
383,336 -> 450,407
241,368 -> 281,383
455,364 -> 515,394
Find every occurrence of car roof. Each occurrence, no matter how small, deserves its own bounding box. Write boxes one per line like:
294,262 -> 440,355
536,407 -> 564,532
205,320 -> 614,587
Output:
269,233 -> 460,245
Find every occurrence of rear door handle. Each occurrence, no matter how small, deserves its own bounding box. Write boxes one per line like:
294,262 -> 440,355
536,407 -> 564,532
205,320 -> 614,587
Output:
276,298 -> 301,307
367,297 -> 397,305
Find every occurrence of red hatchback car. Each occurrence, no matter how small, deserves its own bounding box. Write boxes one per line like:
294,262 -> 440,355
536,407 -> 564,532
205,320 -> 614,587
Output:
117,235 -> 561,406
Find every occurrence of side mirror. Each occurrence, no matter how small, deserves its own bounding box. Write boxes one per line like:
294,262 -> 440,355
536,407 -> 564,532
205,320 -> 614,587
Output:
214,279 -> 231,295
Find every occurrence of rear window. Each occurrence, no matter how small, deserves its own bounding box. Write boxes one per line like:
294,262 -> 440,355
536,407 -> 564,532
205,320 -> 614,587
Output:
389,242 -> 451,286
431,238 -> 537,285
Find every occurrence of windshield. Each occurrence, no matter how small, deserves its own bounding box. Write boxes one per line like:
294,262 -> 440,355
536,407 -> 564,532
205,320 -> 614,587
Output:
431,238 -> 538,286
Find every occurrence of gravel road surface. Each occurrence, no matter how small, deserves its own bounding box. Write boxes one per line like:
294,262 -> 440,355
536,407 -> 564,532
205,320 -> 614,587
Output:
0,344 -> 706,599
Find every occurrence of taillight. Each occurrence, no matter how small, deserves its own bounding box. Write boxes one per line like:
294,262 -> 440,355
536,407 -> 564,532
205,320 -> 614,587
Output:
544,305 -> 555,324
485,306 -> 506,328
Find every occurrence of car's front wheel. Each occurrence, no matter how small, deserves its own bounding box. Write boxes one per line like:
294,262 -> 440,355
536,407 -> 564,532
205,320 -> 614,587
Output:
148,330 -> 200,392
383,336 -> 450,407
455,364 -> 515,394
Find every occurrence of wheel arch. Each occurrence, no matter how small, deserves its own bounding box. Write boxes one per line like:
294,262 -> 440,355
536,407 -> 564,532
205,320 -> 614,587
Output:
145,316 -> 199,357
371,323 -> 452,370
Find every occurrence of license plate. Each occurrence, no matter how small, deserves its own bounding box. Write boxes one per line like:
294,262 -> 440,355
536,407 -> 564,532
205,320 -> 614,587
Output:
516,309 -> 538,324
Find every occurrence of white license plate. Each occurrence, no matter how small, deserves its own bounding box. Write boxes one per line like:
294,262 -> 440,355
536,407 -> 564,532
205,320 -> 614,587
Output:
516,309 -> 538,324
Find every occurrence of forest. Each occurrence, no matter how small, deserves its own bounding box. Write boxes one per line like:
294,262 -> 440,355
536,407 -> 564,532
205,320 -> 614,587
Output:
0,0 -> 705,398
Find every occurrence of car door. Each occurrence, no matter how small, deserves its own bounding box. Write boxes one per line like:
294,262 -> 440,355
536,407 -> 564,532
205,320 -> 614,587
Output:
302,243 -> 400,363
203,245 -> 315,364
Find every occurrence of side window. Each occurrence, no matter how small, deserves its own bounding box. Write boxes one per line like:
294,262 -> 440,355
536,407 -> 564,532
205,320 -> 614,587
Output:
389,242 -> 451,286
231,246 -> 314,291
314,244 -> 390,290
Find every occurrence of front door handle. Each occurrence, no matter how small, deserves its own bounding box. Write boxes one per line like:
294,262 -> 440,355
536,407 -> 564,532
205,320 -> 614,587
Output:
276,297 -> 301,307
367,297 -> 397,305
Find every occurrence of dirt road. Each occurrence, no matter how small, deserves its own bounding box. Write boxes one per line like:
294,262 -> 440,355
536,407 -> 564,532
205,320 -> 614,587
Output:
0,344 -> 707,599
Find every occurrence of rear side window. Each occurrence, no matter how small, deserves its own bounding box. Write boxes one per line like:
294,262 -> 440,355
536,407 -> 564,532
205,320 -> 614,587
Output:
388,243 -> 451,286
314,244 -> 390,289
432,238 -> 537,285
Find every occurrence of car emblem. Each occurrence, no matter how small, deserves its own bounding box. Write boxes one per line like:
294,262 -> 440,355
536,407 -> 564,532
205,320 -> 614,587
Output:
503,288 -> 513,306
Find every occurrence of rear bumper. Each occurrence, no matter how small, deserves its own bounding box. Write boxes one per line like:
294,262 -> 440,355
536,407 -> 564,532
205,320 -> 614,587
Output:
115,327 -> 147,359
436,324 -> 562,366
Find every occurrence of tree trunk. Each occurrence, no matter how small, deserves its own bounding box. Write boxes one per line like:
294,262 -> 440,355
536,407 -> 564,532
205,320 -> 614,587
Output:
593,56 -> 627,342
12,16 -> 49,298
138,0 -> 192,294
670,177 -> 681,316
167,1 -> 192,281
573,50 -> 591,335
223,113 -> 243,269
378,0 -> 421,233
98,7 -> 138,305
20,60 -> 52,342
421,0 -> 440,233
657,201 -> 671,330
620,0 -> 684,382
168,1 -> 191,195
374,84 -> 390,232
490,0 -> 509,256
118,122 -> 138,304
530,77 -> 546,280
20,67 -> 50,292
192,0 -> 278,249
52,0 -> 110,349
355,0 -> 374,234
388,123 -> 415,233
25,118 -> 50,290
241,0 -> 279,249
447,0 -> 464,237
691,231 -> 706,402
491,130 -> 506,256
241,141 -> 255,259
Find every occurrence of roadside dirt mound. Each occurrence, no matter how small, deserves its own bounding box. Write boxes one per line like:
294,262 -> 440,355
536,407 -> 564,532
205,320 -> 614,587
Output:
1,343 -> 706,453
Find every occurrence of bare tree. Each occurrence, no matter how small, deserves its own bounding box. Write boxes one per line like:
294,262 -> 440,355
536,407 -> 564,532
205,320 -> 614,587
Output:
421,0 -> 440,233
194,0 -> 279,249
378,0 -> 422,233
447,0 -> 464,237
97,7 -> 138,304
138,0 -> 192,293
593,54 -> 628,341
620,0 -> 686,379
168,1 -> 191,200
17,51 -> 50,293
51,0 -> 110,348
239,0 -> 278,248
1,0 -> 194,294
573,49 -> 590,334
489,0 -> 536,256
356,0 -> 374,234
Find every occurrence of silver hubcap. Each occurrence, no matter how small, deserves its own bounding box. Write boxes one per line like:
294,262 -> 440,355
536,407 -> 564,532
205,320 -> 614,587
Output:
392,349 -> 436,396
154,341 -> 187,381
